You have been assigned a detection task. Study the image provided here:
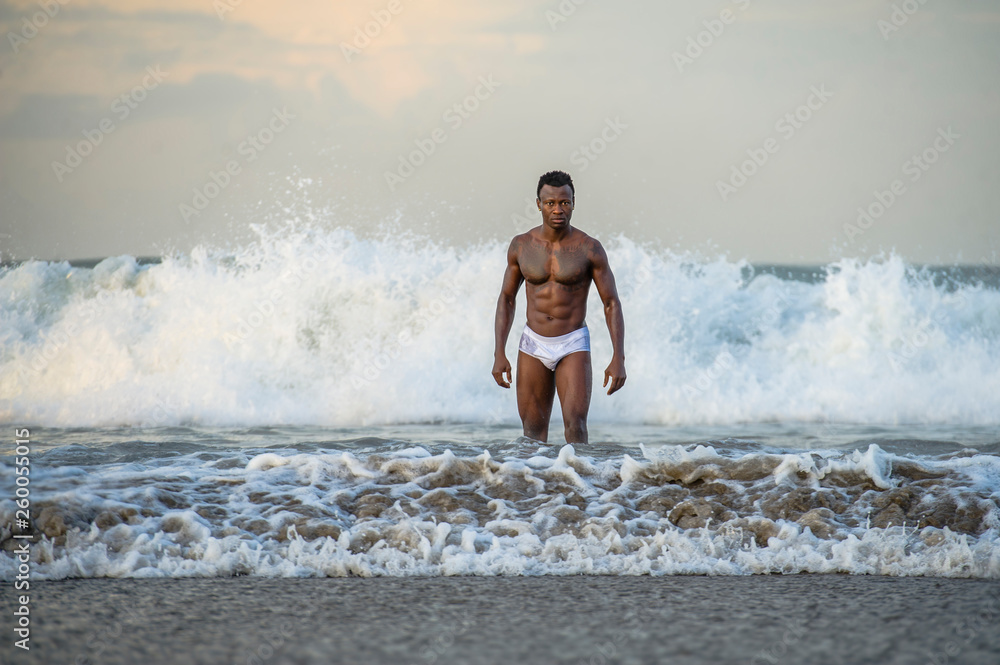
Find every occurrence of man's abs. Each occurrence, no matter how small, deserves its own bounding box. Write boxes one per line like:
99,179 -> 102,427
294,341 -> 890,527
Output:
524,281 -> 590,337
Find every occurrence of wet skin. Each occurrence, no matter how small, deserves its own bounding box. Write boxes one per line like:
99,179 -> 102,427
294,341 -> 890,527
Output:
492,184 -> 626,444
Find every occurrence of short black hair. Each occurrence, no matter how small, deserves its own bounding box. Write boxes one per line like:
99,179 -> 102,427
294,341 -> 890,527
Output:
536,171 -> 574,199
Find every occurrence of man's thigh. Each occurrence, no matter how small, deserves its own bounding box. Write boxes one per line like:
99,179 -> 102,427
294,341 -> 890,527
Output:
554,351 -> 592,416
516,351 -> 555,415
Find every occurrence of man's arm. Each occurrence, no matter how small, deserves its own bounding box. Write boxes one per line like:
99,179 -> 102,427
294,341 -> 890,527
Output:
492,238 -> 524,388
591,240 -> 626,395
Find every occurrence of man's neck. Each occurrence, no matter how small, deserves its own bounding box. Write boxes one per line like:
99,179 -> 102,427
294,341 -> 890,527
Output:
540,225 -> 571,243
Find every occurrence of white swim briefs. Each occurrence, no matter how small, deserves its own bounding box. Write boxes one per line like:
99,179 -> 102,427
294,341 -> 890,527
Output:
518,324 -> 590,371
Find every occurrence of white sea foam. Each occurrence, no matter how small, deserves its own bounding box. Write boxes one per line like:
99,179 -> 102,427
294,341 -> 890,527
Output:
1,225 -> 999,427
1,443 -> 997,580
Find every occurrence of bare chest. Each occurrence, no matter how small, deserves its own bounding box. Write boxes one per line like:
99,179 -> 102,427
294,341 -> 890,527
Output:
519,242 -> 591,286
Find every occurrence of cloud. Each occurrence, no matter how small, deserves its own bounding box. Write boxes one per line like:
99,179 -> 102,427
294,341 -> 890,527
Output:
0,92 -> 103,138
1,0 -> 550,118
0,70 -> 290,139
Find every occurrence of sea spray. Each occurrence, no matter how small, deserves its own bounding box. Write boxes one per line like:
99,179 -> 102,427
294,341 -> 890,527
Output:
1,225 -> 998,427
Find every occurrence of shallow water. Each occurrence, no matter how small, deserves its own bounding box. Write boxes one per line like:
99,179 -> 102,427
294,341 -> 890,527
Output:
2,423 -> 998,580
2,233 -> 999,580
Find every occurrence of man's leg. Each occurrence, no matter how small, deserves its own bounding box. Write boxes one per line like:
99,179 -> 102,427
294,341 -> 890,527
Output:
516,351 -> 555,442
554,351 -> 592,444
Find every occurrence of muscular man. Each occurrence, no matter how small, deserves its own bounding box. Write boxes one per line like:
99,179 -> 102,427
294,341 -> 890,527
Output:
492,170 -> 626,444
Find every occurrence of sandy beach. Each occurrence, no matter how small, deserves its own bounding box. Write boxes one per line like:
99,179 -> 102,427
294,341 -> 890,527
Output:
2,575 -> 999,665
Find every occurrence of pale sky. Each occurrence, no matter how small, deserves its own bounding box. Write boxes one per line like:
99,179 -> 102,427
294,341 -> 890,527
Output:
0,0 -> 998,263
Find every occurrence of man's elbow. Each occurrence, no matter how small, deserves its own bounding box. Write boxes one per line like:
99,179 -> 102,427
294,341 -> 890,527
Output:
603,297 -> 622,314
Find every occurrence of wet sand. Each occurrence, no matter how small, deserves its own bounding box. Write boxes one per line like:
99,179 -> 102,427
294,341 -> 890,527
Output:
2,575 -> 999,665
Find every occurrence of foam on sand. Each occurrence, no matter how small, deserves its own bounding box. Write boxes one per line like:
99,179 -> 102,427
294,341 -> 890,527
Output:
2,443 -> 997,579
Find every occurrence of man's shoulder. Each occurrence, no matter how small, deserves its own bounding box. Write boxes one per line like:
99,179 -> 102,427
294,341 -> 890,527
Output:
569,228 -> 604,253
509,228 -> 540,248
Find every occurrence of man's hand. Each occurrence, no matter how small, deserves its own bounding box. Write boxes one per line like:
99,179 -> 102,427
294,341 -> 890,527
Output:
603,357 -> 626,395
492,354 -> 512,388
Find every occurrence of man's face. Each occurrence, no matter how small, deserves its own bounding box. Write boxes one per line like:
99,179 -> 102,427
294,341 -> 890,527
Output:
537,184 -> 574,230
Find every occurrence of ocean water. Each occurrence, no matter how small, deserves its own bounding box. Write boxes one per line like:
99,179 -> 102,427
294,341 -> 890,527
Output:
1,226 -> 999,580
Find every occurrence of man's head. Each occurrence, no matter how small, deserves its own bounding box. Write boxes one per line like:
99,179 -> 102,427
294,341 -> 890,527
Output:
536,170 -> 575,230
536,170 -> 574,200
